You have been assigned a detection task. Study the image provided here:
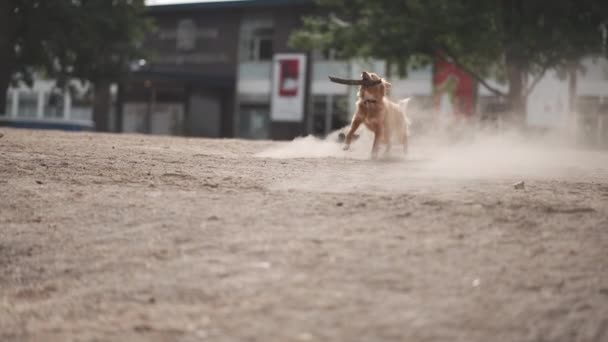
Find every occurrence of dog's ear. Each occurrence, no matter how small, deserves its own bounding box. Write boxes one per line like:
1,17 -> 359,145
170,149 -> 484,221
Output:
382,79 -> 392,95
361,71 -> 371,80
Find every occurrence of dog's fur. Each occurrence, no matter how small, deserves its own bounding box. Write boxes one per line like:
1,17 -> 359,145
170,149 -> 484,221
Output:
343,72 -> 411,159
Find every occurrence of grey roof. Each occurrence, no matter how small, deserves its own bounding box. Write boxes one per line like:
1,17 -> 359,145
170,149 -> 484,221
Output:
147,0 -> 313,12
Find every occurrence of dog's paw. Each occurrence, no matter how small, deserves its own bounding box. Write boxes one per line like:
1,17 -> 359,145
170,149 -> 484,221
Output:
342,144 -> 350,151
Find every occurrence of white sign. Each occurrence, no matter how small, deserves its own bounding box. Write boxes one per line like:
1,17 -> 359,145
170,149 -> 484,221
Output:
270,53 -> 307,122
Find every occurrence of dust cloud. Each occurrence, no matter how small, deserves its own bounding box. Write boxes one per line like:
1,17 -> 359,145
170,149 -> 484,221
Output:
256,120 -> 608,182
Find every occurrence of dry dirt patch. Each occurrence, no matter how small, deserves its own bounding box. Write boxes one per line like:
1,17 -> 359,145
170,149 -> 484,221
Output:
0,128 -> 607,342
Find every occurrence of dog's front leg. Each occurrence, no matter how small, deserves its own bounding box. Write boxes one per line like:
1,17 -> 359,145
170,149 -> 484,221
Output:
384,129 -> 392,156
397,125 -> 408,155
343,116 -> 363,151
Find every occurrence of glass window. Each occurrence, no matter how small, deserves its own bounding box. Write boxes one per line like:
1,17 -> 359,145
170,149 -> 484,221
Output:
311,95 -> 349,136
246,28 -> 274,61
46,89 -> 64,119
239,104 -> 270,139
18,92 -> 38,118
239,16 -> 274,62
312,95 -> 326,136
258,37 -> 274,61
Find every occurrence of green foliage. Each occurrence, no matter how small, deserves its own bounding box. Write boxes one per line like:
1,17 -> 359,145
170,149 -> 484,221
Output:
1,0 -> 151,89
291,0 -> 608,97
54,0 -> 152,86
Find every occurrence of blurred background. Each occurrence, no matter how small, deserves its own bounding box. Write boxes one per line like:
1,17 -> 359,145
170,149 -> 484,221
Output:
1,0 -> 607,147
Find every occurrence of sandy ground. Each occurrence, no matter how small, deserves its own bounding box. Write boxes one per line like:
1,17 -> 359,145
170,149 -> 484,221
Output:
1,127 -> 608,342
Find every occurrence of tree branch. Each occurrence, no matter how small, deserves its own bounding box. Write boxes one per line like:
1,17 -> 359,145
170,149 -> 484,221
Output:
525,67 -> 547,96
525,57 -> 560,96
435,51 -> 507,98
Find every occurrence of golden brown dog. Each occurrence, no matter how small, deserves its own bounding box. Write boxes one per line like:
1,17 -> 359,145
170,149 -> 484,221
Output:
343,72 -> 410,159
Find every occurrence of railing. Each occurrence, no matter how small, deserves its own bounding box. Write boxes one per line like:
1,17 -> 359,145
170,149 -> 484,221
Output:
2,88 -> 94,130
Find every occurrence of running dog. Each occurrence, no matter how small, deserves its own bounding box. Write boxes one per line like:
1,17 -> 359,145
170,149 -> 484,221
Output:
331,72 -> 411,159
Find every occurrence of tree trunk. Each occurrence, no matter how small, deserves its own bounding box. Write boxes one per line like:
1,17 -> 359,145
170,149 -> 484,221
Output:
505,54 -> 527,124
0,1 -> 15,115
93,80 -> 111,132
568,64 -> 577,114
0,68 -> 10,116
567,64 -> 578,136
114,82 -> 124,132
502,0 -> 527,126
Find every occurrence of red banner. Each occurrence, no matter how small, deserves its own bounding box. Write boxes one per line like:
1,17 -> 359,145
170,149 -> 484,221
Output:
433,57 -> 475,117
278,59 -> 300,97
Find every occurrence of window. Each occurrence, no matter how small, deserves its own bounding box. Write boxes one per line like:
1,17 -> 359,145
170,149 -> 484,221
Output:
257,34 -> 274,60
18,92 -> 38,118
312,95 -> 349,136
239,104 -> 270,139
177,19 -> 197,51
46,88 -> 64,118
246,28 -> 274,61
240,16 -> 274,61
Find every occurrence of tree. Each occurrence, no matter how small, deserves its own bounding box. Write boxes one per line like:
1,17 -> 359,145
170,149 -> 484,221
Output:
291,0 -> 608,119
50,0 -> 151,132
0,0 -> 150,131
0,0 -> 58,114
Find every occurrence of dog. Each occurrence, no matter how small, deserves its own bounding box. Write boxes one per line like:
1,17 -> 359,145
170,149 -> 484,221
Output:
342,72 -> 411,159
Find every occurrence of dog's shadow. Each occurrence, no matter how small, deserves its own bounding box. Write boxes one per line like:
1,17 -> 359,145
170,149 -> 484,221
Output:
376,156 -> 428,164
348,154 -> 430,165
336,132 -> 429,164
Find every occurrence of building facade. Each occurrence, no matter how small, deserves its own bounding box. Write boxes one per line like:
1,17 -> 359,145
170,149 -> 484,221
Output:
2,0 -> 608,145
122,0 -> 317,139
122,0 -> 435,140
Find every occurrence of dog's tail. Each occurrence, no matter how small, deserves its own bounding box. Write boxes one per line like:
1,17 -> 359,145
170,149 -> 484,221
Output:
398,98 -> 412,136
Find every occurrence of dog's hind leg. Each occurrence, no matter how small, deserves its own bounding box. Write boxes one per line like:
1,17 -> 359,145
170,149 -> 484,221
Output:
398,97 -> 412,155
400,130 -> 408,155
383,135 -> 392,157
371,125 -> 384,160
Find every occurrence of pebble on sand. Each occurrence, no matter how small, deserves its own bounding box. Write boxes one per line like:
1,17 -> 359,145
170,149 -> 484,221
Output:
513,181 -> 525,190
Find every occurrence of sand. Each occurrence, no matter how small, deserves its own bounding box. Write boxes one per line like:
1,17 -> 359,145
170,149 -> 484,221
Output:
1,127 -> 607,342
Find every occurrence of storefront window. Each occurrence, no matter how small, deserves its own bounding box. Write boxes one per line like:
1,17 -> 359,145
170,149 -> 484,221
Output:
239,104 -> 269,139
239,16 -> 274,62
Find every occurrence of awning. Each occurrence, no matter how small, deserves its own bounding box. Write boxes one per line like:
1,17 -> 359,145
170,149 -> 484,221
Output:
131,69 -> 235,89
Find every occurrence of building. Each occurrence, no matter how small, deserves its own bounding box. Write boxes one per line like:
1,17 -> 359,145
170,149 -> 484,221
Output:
121,0 -> 434,140
2,0 -> 608,145
122,0 -> 317,140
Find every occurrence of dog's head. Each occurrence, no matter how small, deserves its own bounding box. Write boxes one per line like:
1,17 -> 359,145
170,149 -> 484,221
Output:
358,71 -> 391,101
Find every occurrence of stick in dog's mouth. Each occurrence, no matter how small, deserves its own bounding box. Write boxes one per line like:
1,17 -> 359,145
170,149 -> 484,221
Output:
328,76 -> 382,87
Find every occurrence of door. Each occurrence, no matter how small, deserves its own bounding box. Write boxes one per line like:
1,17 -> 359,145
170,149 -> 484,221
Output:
188,91 -> 221,137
